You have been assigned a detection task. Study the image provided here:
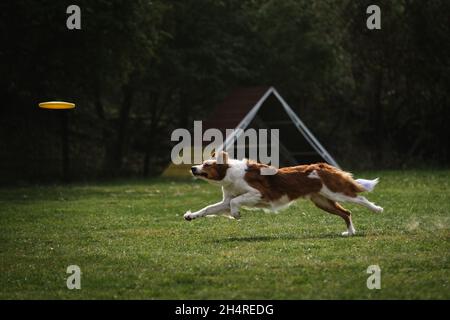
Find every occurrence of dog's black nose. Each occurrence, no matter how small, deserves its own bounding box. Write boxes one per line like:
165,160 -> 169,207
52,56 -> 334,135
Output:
191,167 -> 196,174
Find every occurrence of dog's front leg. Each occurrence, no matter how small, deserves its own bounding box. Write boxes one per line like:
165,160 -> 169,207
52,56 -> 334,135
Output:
229,192 -> 261,219
184,199 -> 230,221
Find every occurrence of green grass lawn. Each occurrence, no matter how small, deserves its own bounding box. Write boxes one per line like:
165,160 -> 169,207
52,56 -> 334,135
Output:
0,170 -> 449,299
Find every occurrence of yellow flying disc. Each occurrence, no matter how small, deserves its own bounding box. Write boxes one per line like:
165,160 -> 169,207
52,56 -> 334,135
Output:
39,101 -> 75,110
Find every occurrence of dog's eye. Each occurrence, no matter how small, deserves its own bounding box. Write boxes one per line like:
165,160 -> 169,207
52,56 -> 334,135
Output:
203,163 -> 210,167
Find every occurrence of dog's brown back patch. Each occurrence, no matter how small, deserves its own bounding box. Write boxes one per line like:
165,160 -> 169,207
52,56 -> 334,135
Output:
244,161 -> 364,200
244,161 -> 322,201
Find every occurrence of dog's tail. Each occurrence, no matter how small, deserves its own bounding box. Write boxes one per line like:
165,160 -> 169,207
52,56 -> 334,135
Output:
355,178 -> 379,192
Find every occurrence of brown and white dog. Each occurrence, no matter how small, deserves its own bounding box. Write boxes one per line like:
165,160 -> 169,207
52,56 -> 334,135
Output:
184,151 -> 383,236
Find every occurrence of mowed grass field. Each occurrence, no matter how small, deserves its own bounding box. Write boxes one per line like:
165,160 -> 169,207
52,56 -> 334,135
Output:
0,170 -> 449,299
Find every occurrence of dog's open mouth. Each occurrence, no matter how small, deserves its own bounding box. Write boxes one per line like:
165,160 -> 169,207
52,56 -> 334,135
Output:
193,172 -> 208,178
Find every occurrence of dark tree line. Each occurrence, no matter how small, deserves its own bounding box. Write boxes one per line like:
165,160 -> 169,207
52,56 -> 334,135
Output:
0,0 -> 449,183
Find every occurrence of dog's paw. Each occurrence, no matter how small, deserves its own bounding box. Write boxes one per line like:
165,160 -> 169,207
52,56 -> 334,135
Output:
341,230 -> 356,236
184,211 -> 193,221
229,211 -> 241,220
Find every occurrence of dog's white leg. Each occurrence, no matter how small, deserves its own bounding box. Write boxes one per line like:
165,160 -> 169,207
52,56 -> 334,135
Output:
184,200 -> 230,221
348,196 -> 383,213
229,192 -> 261,219
342,220 -> 356,236
320,187 -> 383,214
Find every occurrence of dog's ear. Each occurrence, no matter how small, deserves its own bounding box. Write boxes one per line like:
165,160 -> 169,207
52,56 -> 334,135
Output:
216,151 -> 228,164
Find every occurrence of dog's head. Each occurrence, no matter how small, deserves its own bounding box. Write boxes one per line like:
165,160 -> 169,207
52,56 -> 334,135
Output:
191,151 -> 229,182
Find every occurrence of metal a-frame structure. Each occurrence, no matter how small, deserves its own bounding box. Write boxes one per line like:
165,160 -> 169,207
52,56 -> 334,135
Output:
218,87 -> 339,168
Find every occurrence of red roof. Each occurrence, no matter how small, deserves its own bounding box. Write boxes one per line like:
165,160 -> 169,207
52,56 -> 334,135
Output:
203,86 -> 271,132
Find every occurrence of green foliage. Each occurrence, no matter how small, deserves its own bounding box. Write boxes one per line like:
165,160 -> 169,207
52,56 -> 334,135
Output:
0,0 -> 449,182
0,171 -> 449,298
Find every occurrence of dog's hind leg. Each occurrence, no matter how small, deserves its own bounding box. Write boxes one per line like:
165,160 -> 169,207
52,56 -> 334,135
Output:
333,194 -> 383,213
319,187 -> 383,214
351,196 -> 383,213
310,194 -> 356,236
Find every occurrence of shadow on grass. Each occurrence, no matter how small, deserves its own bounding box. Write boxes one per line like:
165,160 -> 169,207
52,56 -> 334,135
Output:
212,232 -> 367,243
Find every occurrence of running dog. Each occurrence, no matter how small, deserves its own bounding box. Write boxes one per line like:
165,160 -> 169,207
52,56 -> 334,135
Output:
184,151 -> 383,236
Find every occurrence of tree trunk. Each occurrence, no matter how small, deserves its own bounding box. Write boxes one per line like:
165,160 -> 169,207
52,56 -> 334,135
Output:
61,111 -> 70,182
112,81 -> 135,173
143,146 -> 152,177
93,79 -> 115,176
142,87 -> 174,177
368,69 -> 383,164
374,70 -> 383,163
